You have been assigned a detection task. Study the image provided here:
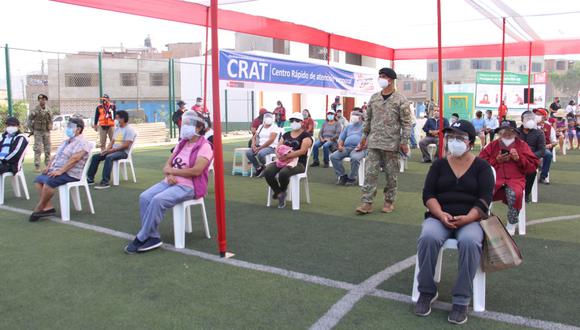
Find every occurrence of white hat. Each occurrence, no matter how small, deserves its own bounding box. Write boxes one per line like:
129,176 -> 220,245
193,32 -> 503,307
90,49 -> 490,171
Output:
289,112 -> 304,121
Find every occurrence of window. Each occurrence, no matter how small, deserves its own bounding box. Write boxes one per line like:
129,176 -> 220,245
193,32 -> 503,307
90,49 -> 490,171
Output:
420,82 -> 427,92
273,39 -> 289,55
519,65 -> 527,72
309,45 -> 328,60
403,81 -> 412,91
532,62 -> 542,72
428,63 -> 438,72
470,60 -> 491,70
120,73 -> 137,86
345,52 -> 362,66
150,73 -> 168,86
495,61 -> 507,71
65,73 -> 98,87
556,61 -> 566,70
446,60 -> 461,71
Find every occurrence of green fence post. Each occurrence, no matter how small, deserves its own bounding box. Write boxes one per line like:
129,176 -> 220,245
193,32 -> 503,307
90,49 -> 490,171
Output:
171,58 -> 176,138
224,89 -> 228,134
98,52 -> 103,98
5,44 -> 13,116
168,58 -> 173,138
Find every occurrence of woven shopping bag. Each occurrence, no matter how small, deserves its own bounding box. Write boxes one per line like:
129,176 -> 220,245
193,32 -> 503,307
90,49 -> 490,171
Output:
480,214 -> 523,272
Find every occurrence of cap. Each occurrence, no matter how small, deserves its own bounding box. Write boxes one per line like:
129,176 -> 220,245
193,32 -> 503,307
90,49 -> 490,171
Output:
327,109 -> 336,114
101,94 -> 110,99
37,94 -> 48,101
6,117 -> 20,126
443,120 -> 476,143
259,108 -> 268,115
378,67 -> 397,80
533,108 -> 548,117
495,119 -> 518,134
177,100 -> 186,106
288,112 -> 304,121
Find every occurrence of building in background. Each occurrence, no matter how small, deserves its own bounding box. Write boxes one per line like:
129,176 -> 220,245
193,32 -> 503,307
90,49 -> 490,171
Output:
396,75 -> 428,105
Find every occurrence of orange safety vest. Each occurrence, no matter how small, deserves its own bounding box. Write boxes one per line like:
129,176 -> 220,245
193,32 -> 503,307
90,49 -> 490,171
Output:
98,105 -> 115,127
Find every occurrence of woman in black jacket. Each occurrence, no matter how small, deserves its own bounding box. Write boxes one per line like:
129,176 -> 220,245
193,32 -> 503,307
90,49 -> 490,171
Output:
0,117 -> 29,175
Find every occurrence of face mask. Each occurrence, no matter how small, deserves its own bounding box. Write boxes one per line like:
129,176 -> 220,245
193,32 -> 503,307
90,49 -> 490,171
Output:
327,115 -> 335,121
502,137 -> 515,146
114,119 -> 120,127
524,120 -> 536,129
378,78 -> 389,89
336,113 -> 342,118
450,117 -> 457,124
65,127 -> 76,138
5,126 -> 18,134
447,138 -> 468,157
263,117 -> 274,125
180,125 -> 198,140
351,116 -> 360,124
290,122 -> 302,131
302,112 -> 308,118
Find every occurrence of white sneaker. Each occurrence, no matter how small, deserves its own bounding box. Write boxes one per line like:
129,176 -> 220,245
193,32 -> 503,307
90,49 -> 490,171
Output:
506,223 -> 516,236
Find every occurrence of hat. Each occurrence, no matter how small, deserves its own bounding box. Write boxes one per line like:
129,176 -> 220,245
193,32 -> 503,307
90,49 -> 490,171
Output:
196,97 -> 203,102
378,67 -> 397,80
288,112 -> 304,121
533,108 -> 548,117
495,119 -> 518,134
555,109 -> 567,118
37,94 -> 48,100
5,117 -> 20,126
101,94 -> 110,99
327,108 -> 336,114
177,100 -> 186,106
444,120 -> 476,144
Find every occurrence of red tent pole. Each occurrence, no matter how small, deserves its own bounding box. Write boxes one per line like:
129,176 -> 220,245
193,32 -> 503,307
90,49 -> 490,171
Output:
499,17 -> 506,117
210,0 -> 227,257
325,33 -> 331,112
527,41 -> 532,111
437,0 -> 444,157
203,7 -> 209,109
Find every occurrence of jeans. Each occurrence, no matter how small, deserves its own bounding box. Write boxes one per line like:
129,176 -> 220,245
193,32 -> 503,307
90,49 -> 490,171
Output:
329,147 -> 367,179
540,149 -> 553,180
136,181 -> 194,241
417,217 -> 483,306
312,140 -> 335,163
87,151 -> 128,184
410,123 -> 417,148
263,163 -> 305,195
245,147 -> 275,170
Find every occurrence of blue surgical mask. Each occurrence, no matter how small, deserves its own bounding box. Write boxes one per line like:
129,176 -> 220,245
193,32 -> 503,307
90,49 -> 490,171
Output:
65,127 -> 75,138
327,115 -> 334,121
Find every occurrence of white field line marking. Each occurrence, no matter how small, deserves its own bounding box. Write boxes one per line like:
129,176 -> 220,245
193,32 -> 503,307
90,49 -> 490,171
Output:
527,214 -> 580,226
2,204 -> 579,330
309,255 -> 416,330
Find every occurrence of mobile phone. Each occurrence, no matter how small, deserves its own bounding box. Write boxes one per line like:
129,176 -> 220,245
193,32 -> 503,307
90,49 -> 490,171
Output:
501,149 -> 509,155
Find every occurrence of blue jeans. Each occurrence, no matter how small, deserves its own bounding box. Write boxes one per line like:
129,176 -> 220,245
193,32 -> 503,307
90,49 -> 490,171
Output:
137,181 -> 195,241
540,149 -> 553,180
312,140 -> 335,163
330,147 -> 367,179
410,123 -> 417,148
87,151 -> 127,184
245,147 -> 275,170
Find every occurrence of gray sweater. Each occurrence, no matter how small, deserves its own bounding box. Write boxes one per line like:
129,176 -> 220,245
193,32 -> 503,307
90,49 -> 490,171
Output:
319,121 -> 341,141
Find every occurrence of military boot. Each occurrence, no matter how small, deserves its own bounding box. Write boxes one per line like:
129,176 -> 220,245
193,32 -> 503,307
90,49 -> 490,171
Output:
355,203 -> 373,215
382,201 -> 395,213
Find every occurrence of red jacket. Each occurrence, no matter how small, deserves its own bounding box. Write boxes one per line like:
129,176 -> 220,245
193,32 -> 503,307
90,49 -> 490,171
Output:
540,122 -> 553,146
479,138 -> 539,210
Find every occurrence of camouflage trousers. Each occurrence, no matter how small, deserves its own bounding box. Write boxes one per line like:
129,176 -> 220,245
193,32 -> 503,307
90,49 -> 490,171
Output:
361,148 -> 399,204
33,130 -> 51,169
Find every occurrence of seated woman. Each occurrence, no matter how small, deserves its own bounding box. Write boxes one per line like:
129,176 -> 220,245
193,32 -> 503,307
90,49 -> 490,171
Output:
125,111 -> 213,254
415,120 -> 494,325
301,109 -> 315,135
479,120 -> 539,235
311,109 -> 341,168
246,112 -> 279,176
0,117 -> 29,175
263,112 -> 313,209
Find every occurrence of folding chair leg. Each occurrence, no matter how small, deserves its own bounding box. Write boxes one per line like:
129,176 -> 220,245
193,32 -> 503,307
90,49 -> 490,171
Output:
172,206 -> 186,249
18,172 -> 30,200
185,206 -> 192,233
122,162 -> 128,181
518,195 -> 526,235
266,187 -> 272,207
59,186 -> 71,221
200,202 -> 210,239
11,176 -> 21,198
84,184 -> 95,214
304,179 -> 310,204
473,268 -> 486,312
399,158 -> 405,173
112,161 -> 120,186
358,159 -> 365,187
129,161 -> 136,183
291,177 -> 300,210
71,186 -> 82,211
0,176 -> 5,205
434,249 -> 444,283
411,255 -> 420,302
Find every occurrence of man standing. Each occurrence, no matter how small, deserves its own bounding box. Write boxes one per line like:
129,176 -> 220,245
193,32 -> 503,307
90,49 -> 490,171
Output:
27,94 -> 52,172
172,100 -> 187,135
93,94 -> 116,152
419,107 -> 449,163
87,110 -> 136,189
356,68 -> 412,215
498,100 -> 508,121
549,97 -> 561,117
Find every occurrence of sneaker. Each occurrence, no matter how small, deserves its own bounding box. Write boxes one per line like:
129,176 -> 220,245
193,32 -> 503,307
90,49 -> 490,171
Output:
278,192 -> 287,209
311,161 -> 320,167
28,212 -> 41,222
323,162 -> 329,168
344,178 -> 357,186
94,182 -> 111,190
137,237 -> 163,252
414,292 -> 438,316
421,159 -> 432,164
447,304 -> 468,325
355,203 -> 373,215
539,177 -> 550,185
525,194 -> 531,204
336,175 -> 348,185
255,166 -> 265,178
124,238 -> 144,254
87,179 -> 95,186
506,223 -> 516,236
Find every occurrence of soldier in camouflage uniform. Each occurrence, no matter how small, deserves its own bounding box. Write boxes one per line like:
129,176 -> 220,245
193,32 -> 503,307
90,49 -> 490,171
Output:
27,94 -> 52,172
356,68 -> 412,215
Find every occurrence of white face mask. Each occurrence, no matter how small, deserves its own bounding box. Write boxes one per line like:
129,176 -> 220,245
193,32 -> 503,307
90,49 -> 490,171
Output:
502,137 -> 515,147
524,119 -> 536,130
290,122 -> 302,131
5,126 -> 18,134
450,117 -> 457,124
180,125 -> 198,140
378,78 -> 389,89
351,116 -> 360,124
263,117 -> 274,125
447,138 -> 468,157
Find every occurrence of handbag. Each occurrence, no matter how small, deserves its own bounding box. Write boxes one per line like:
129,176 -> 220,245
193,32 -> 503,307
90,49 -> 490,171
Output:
480,214 -> 523,272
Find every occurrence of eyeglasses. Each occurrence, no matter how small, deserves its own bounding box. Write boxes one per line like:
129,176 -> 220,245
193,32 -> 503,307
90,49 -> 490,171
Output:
289,119 -> 302,123
444,133 -> 469,141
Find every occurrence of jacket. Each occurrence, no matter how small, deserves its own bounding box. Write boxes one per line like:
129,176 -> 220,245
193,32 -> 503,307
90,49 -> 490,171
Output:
517,127 -> 545,159
0,132 -> 29,172
363,90 -> 412,151
28,105 -> 52,131
422,117 -> 450,137
171,137 -> 212,199
94,103 -> 116,127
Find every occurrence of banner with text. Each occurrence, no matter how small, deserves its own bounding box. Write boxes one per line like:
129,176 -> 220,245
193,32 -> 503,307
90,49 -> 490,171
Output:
475,71 -> 546,111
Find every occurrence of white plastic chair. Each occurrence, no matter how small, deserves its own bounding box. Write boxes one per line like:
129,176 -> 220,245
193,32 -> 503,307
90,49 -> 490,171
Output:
411,166 -> 495,312
57,142 -> 96,221
266,147 -> 312,210
0,141 -> 30,205
427,143 -> 437,161
531,169 -> 538,203
341,156 -> 366,187
112,135 -> 137,186
172,198 -> 210,249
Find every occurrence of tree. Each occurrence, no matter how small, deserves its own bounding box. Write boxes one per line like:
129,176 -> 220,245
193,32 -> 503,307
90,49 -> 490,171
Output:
0,101 -> 29,131
549,62 -> 580,100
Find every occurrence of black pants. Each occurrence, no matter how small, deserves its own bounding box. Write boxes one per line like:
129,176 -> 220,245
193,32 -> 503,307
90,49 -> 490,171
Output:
487,131 -> 495,142
0,161 -> 17,175
263,163 -> 305,195
524,172 -> 537,199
